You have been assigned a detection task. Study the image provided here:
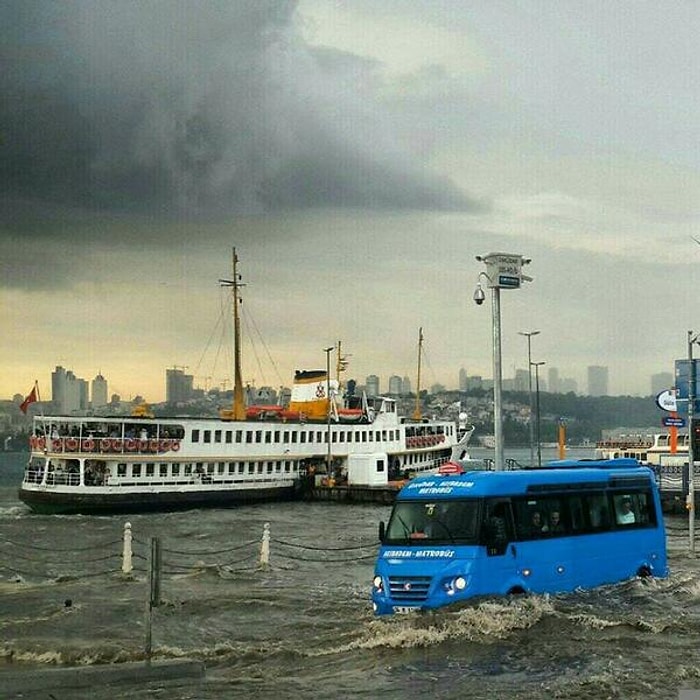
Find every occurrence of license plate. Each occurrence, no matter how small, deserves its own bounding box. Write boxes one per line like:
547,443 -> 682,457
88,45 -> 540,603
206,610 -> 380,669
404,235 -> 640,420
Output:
393,606 -> 419,614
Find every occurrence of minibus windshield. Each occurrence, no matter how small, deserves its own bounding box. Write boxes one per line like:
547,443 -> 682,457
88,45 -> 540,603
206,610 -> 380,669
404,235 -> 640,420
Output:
385,499 -> 481,545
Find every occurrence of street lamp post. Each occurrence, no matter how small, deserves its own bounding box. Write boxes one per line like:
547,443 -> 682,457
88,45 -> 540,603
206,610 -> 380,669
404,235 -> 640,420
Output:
324,346 -> 334,476
687,332 -> 699,553
532,361 -> 545,468
474,253 -> 533,471
519,330 -> 540,468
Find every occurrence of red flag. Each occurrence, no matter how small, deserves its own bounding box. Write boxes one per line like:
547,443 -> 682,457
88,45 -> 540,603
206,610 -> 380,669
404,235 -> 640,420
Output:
20,386 -> 37,414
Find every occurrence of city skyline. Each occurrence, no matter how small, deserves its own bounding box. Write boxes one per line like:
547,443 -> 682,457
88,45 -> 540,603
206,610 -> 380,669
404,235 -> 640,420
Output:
3,3 -> 699,402
9,361 -> 675,408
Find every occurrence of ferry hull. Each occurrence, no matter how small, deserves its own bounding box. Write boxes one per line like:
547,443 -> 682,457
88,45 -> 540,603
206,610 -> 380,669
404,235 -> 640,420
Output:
18,484 -> 299,515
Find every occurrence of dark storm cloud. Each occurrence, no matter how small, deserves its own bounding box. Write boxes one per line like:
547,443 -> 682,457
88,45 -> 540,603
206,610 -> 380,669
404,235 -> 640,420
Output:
0,0 -> 474,220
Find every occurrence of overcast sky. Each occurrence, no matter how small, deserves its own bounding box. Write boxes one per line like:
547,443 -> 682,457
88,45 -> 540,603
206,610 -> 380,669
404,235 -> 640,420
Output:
2,0 -> 700,403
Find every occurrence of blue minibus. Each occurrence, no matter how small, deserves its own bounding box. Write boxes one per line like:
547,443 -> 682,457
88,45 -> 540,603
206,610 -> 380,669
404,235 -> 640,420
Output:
372,458 -> 668,615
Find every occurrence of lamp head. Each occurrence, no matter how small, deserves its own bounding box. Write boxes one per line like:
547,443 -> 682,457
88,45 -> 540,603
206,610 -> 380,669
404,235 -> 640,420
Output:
473,284 -> 486,306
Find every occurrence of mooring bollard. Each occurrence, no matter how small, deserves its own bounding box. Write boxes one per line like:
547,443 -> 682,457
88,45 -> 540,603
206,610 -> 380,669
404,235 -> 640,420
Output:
260,522 -> 270,568
122,522 -> 133,574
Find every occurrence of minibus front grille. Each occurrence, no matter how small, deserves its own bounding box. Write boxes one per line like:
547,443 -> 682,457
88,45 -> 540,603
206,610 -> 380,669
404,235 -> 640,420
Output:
388,575 -> 432,602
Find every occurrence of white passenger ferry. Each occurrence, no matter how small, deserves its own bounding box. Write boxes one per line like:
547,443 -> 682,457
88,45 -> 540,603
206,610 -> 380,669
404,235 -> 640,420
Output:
19,250 -> 472,514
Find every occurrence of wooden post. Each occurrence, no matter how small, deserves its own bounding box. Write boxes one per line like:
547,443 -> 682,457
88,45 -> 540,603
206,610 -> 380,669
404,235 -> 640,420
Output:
144,537 -> 161,663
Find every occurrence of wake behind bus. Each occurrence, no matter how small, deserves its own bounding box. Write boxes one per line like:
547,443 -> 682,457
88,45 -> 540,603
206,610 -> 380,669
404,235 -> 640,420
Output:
371,458 -> 668,615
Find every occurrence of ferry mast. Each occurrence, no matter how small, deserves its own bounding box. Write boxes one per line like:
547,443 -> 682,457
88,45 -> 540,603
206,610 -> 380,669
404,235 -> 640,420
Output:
219,248 -> 246,421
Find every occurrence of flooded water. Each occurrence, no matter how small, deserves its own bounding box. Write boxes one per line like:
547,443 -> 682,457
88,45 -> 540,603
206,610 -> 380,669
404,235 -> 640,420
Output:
2,449 -> 700,699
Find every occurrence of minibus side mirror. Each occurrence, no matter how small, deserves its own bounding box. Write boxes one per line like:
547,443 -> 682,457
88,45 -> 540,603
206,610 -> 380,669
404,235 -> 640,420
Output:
378,521 -> 385,542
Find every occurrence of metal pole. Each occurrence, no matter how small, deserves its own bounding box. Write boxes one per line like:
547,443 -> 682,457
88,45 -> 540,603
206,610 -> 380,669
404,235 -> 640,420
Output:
519,331 -> 539,467
324,346 -> 333,476
688,331 -> 696,553
533,362 -> 545,468
492,287 -> 504,471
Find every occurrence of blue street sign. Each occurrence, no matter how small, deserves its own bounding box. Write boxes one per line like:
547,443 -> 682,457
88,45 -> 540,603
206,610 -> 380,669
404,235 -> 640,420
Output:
662,416 -> 686,428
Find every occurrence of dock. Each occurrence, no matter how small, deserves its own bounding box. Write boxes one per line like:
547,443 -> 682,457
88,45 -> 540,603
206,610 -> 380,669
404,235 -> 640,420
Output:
305,481 -> 404,504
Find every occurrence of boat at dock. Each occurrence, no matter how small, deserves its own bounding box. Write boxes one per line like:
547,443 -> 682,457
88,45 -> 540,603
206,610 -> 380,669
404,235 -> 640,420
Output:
19,250 -> 473,515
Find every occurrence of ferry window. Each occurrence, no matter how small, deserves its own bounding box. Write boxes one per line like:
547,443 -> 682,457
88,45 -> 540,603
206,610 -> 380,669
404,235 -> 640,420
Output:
267,462 -> 273,474
235,430 -> 242,443
375,431 -> 380,442
283,431 -> 289,442
255,430 -> 262,443
204,431 -> 211,443
332,432 -> 337,443
246,431 -> 253,444
215,430 -> 222,443
382,430 -> 387,441
368,432 -> 373,442
274,431 -> 280,442
207,463 -> 215,474
172,464 -> 180,476
218,462 -> 225,475
146,463 -> 154,477
265,431 -> 272,444
159,464 -> 167,477
284,461 -> 291,472
339,432 -> 345,443
376,459 -> 385,473
184,464 -> 192,476
257,463 -> 263,474
238,463 -> 244,474
117,463 -> 127,477
248,462 -> 255,474
315,431 -> 321,442
132,465 -> 141,477
225,431 -> 232,444
192,430 -> 200,443
300,432 -> 306,443
291,432 -> 297,444
228,463 -> 235,474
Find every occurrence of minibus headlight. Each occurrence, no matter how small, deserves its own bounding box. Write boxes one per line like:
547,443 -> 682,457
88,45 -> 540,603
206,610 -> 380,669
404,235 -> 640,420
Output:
373,575 -> 383,592
454,576 -> 467,591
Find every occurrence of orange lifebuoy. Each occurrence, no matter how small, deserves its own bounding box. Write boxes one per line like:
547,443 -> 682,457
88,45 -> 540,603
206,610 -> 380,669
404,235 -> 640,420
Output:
149,439 -> 159,452
100,438 -> 112,452
52,438 -> 63,451
160,438 -> 172,452
171,440 -> 180,452
66,437 -> 79,451
83,438 -> 95,451
138,439 -> 149,451
112,439 -> 123,451
125,438 -> 137,451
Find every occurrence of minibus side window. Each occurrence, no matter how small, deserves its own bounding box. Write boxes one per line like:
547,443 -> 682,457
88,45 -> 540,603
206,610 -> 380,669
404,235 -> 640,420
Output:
482,499 -> 514,556
586,493 -> 611,532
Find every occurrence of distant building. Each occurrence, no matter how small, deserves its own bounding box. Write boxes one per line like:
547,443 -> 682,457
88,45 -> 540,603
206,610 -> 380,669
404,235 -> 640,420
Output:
651,372 -> 673,396
548,367 -> 560,394
365,375 -> 380,397
459,368 -> 468,391
166,367 -> 194,403
514,369 -> 529,393
587,366 -> 609,397
388,375 -> 402,395
91,373 -> 108,408
52,365 -> 88,413
402,376 -> 411,394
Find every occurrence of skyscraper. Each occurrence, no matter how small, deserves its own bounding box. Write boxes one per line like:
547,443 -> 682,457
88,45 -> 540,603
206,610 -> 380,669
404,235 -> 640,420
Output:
166,367 -> 194,403
388,375 -> 402,394
587,366 -> 609,397
91,373 -> 108,408
365,375 -> 380,397
547,367 -> 560,394
52,365 -> 88,413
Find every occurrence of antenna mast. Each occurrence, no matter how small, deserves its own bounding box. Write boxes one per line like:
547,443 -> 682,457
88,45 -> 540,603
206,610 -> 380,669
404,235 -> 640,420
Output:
412,327 -> 423,420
